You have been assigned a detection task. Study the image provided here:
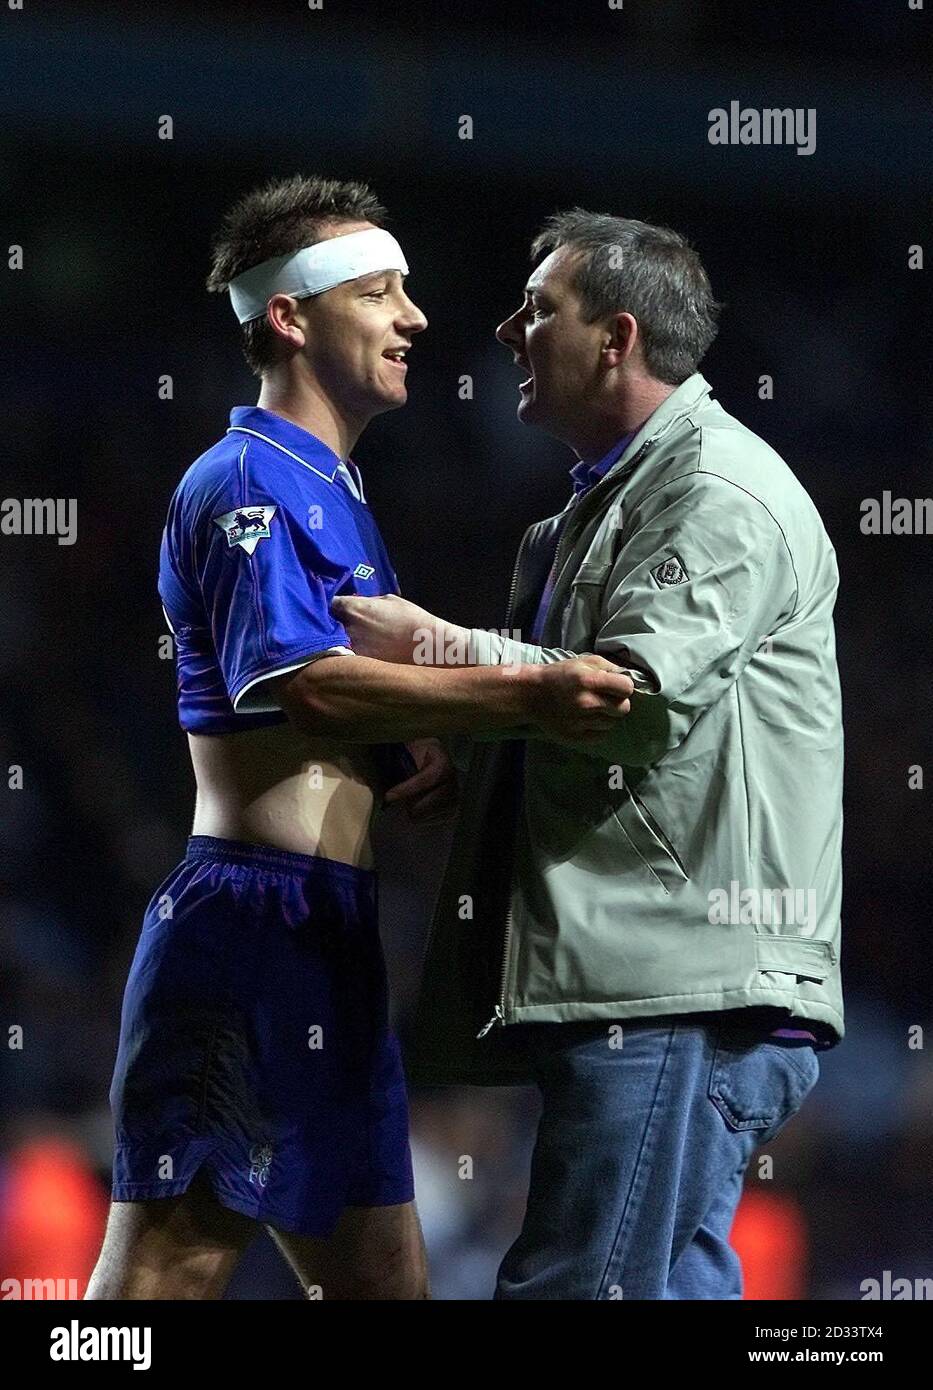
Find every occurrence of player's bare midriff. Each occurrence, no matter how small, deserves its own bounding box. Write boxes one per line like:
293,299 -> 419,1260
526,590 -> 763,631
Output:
188,722 -> 383,869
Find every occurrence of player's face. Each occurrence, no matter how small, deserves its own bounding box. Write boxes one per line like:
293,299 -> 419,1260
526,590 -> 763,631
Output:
302,228 -> 428,422
496,246 -> 606,448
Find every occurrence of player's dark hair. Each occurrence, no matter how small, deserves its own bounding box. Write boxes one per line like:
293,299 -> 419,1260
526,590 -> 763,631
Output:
206,174 -> 388,378
531,210 -> 720,386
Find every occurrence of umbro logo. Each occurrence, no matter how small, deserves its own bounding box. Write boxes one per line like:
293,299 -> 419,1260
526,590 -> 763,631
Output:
353,563 -> 375,579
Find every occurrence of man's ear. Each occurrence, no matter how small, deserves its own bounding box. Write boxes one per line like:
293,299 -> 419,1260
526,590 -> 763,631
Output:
602,311 -> 639,368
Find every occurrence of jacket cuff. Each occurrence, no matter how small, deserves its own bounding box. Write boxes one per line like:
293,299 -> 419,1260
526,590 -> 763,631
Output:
467,628 -> 557,666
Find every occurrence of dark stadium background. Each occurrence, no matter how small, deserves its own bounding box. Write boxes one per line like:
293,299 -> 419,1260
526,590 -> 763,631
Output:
1,0 -> 930,1299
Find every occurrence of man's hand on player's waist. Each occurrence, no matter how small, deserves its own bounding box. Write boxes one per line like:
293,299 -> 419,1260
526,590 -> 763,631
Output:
385,737 -> 459,822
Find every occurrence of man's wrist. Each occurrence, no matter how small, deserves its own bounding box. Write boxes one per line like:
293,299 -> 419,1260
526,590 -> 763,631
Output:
502,660 -> 544,724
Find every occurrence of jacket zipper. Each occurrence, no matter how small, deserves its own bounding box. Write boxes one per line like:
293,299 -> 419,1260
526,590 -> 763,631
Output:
504,522 -> 534,629
476,441 -> 655,1042
476,1001 -> 505,1038
541,440 -> 653,636
474,526 -> 534,1040
476,907 -> 514,1037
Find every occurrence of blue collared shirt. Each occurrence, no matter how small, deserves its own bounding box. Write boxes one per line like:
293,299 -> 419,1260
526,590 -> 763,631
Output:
530,429 -> 639,641
158,405 -> 401,735
568,429 -> 639,498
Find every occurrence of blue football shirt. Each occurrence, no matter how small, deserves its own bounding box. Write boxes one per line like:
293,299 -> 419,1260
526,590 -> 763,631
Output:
159,405 -> 403,737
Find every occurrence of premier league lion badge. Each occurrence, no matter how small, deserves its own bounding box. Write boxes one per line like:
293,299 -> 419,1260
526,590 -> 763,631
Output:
212,505 -> 277,555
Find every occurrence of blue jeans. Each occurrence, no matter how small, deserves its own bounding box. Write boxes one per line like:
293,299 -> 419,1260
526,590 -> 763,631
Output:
495,1013 -> 820,1300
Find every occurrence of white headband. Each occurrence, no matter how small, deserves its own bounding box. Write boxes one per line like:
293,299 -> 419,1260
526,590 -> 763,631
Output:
228,228 -> 409,324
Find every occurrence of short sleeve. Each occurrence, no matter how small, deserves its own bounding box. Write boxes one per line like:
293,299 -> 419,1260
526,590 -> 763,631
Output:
197,496 -> 353,714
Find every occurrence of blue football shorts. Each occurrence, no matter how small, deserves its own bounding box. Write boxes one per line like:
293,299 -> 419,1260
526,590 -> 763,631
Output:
109,836 -> 414,1236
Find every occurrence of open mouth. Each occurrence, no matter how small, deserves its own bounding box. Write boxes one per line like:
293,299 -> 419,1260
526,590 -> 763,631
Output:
382,348 -> 408,368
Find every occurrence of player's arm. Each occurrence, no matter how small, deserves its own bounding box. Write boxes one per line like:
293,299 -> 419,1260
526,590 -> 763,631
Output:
471,474 -> 796,766
335,474 -> 795,764
266,649 -> 634,745
198,488 -> 633,747
330,595 -> 654,690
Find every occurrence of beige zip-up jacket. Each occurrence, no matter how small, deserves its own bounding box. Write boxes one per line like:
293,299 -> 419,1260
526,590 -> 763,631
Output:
409,373 -> 844,1086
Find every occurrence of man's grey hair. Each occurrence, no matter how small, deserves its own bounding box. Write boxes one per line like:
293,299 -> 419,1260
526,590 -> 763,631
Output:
531,210 -> 720,385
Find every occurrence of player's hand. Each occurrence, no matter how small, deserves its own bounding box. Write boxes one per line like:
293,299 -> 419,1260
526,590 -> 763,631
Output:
332,594 -> 446,665
385,738 -> 459,822
527,654 -> 634,743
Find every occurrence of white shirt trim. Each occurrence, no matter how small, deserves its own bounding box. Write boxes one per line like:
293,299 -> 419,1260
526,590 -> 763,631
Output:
335,460 -> 365,502
232,647 -> 354,713
344,459 -> 366,503
226,426 -> 339,484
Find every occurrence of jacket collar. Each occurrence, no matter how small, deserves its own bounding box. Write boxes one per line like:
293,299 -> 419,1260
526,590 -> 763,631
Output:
527,373 -> 715,543
519,374 -> 715,622
603,372 -> 713,482
569,427 -> 640,498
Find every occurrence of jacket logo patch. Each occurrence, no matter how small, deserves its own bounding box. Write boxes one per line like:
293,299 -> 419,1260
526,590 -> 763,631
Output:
651,554 -> 689,588
353,563 -> 375,579
213,506 -> 277,555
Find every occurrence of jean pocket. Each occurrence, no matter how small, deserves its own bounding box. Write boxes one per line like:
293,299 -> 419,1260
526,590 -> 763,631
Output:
708,1025 -> 819,1145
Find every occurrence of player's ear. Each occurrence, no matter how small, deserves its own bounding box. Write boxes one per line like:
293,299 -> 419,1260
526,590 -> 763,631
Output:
266,294 -> 307,350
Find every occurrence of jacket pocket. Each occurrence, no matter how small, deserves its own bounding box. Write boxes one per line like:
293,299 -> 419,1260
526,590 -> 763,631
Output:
561,562 -> 610,646
609,784 -> 689,895
754,934 -> 836,985
570,559 -> 611,586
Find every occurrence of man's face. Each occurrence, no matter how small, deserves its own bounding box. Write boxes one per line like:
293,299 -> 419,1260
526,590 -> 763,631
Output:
294,221 -> 428,421
496,245 -> 607,446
